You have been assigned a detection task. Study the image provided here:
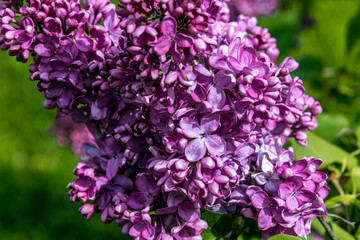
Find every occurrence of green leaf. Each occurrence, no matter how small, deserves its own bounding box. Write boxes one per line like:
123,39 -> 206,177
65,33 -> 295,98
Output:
201,227 -> 219,240
347,3 -> 360,52
331,222 -> 356,240
267,234 -> 316,240
201,210 -> 222,240
355,127 -> 360,148
313,114 -> 350,141
268,234 -> 302,240
289,132 -> 357,170
201,210 -> 236,239
299,0 -> 358,68
201,209 -> 222,226
303,236 -> 316,240
345,167 -> 360,195
325,194 -> 357,208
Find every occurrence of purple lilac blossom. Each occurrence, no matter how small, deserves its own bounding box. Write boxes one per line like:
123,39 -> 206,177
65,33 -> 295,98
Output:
0,0 -> 328,239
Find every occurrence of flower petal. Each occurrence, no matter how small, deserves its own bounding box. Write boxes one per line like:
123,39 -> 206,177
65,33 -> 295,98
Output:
185,138 -> 206,162
179,117 -> 201,138
207,87 -> 225,110
239,47 -> 256,67
235,143 -> 255,160
127,192 -> 148,210
204,135 -> 226,156
251,191 -> 268,209
135,174 -> 154,194
161,17 -> 176,37
258,208 -> 272,229
175,33 -> 193,48
178,201 -> 200,222
200,114 -> 220,134
154,36 -> 172,55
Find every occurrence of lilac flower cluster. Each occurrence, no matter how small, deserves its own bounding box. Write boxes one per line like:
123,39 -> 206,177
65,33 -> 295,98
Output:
0,0 -> 328,239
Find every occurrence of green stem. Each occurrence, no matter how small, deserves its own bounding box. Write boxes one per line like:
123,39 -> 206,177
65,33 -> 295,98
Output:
317,216 -> 337,240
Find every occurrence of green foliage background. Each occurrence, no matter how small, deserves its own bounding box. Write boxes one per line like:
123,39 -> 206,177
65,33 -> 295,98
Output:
1,0 -> 360,239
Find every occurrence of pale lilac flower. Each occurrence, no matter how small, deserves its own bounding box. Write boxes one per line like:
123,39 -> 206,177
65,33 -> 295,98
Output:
180,114 -> 226,162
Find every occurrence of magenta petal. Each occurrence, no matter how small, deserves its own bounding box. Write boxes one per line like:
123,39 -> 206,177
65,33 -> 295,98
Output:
287,177 -> 303,191
50,60 -> 67,71
175,33 -> 193,48
228,56 -> 243,71
106,157 -> 119,180
178,202 -> 200,222
209,54 -> 228,69
179,117 -> 201,138
204,135 -> 226,156
294,218 -> 306,237
154,37 -> 172,55
279,150 -> 294,163
251,191 -> 268,209
318,186 -> 330,199
191,84 -> 207,102
235,143 -> 255,160
127,192 -> 147,210
186,219 -> 208,234
185,138 -> 206,162
164,71 -> 178,85
75,37 -> 93,52
161,17 -> 176,37
286,195 -> 299,211
135,174 -> 154,194
239,47 -> 256,66
167,190 -> 186,207
282,208 -> 299,223
200,114 -> 220,134
280,57 -> 299,72
155,206 -> 177,215
49,70 -> 68,79
104,10 -> 119,32
228,37 -> 241,59
289,86 -> 305,99
34,44 -> 53,57
129,223 -> 144,238
207,87 -> 226,110
69,70 -> 83,89
278,183 -> 292,199
214,71 -> 236,89
296,189 -> 316,202
258,208 -> 272,229
142,224 -> 155,239
311,171 -> 328,182
251,63 -> 269,78
247,86 -> 261,99
132,25 -> 145,38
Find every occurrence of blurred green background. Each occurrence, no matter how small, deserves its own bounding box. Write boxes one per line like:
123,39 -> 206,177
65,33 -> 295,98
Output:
1,0 -> 360,239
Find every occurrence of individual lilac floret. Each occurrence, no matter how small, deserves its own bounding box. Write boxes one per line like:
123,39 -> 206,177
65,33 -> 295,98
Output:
278,176 -> 316,211
129,211 -> 155,240
180,114 -> 226,162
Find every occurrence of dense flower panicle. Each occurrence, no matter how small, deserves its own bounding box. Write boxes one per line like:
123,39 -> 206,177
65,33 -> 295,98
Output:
0,0 -> 328,239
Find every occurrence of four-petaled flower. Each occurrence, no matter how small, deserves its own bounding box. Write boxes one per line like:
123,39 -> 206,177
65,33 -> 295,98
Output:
180,114 -> 226,162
